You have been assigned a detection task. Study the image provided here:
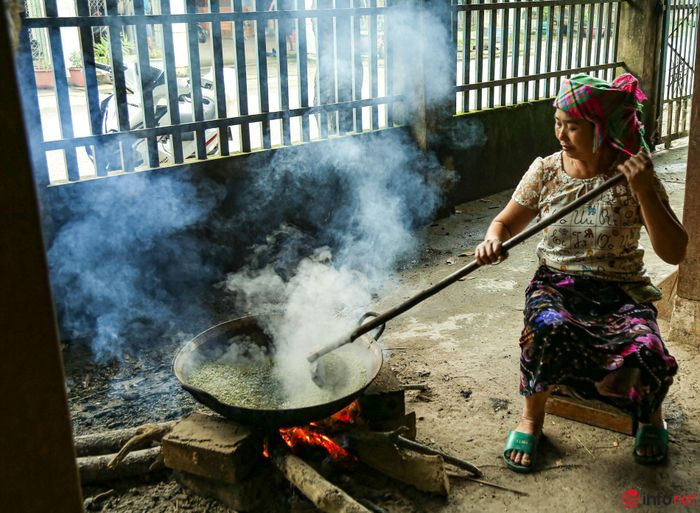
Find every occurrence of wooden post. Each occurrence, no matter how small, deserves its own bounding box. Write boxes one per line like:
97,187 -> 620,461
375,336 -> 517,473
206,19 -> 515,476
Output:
0,12 -> 83,513
671,21 -> 700,338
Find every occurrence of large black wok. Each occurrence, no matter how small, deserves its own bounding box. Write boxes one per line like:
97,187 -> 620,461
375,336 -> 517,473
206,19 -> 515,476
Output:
174,315 -> 384,429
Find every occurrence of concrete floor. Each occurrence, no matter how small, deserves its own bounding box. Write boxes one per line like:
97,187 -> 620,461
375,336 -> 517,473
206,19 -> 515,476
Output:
370,139 -> 698,512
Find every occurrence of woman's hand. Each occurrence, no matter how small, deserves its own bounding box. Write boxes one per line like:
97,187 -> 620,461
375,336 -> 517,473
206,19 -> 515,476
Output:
617,149 -> 688,265
475,238 -> 507,265
617,149 -> 657,197
474,200 -> 537,266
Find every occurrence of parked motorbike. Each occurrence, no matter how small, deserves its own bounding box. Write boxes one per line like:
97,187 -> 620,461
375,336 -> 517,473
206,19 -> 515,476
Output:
91,61 -> 220,171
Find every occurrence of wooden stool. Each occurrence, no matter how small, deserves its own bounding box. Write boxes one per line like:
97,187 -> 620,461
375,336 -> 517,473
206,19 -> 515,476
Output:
545,386 -> 637,435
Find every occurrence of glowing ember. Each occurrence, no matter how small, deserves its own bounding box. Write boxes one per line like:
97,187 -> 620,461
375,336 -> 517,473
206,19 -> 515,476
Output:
279,427 -> 356,461
331,400 -> 362,424
311,400 -> 364,433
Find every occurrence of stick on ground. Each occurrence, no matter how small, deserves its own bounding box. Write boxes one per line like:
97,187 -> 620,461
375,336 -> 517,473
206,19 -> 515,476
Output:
108,423 -> 174,469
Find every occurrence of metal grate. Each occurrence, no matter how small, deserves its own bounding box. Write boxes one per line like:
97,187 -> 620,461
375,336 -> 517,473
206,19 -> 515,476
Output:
657,0 -> 699,147
20,0 -> 395,184
452,0 -> 624,114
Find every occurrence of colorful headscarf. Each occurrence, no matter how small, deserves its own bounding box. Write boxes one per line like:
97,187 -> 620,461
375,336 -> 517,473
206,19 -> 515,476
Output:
553,73 -> 649,156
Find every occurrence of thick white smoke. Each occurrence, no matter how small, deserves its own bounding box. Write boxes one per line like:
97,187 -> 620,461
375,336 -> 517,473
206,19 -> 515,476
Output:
223,131 -> 450,400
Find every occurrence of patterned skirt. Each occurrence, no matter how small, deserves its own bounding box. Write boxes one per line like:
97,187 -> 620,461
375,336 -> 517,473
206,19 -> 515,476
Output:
520,266 -> 678,423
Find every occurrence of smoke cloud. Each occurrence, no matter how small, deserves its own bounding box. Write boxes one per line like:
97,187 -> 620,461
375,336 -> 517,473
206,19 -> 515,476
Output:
218,4 -> 462,398
223,131 -> 451,401
388,2 -> 455,114
32,0 -> 482,384
47,172 -> 224,361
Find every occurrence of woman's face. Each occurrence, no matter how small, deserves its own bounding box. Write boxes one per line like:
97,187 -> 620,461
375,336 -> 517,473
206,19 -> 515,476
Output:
554,109 -> 596,160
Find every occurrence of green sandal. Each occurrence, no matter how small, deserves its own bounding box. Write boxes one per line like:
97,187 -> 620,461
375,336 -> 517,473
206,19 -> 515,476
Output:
503,431 -> 541,473
633,422 -> 668,465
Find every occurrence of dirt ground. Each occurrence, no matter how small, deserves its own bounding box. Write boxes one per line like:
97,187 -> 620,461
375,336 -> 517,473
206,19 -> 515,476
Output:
73,140 -> 699,512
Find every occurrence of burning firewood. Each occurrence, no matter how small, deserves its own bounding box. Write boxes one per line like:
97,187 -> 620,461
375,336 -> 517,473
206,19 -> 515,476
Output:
270,443 -> 373,513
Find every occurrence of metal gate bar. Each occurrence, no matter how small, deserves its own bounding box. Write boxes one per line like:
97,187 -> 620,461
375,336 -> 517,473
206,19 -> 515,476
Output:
21,0 -> 396,184
453,0 -> 623,113
657,0 -> 699,146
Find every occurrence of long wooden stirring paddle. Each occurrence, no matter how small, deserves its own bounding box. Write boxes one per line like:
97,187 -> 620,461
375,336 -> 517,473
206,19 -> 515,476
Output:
309,172 -> 627,370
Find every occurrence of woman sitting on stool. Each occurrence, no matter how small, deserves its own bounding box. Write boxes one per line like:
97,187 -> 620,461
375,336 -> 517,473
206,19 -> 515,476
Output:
475,73 -> 688,472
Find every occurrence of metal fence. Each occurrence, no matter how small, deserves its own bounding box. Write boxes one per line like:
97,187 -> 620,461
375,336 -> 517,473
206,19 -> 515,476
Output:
20,0 -> 396,184
452,0 -> 624,113
657,0 -> 699,147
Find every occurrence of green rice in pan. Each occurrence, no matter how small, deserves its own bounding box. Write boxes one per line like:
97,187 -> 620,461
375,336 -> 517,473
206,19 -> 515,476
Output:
187,359 -> 367,410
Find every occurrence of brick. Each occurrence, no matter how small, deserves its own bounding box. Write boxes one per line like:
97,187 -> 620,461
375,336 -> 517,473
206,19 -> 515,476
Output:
162,412 -> 264,483
359,365 -> 405,422
174,468 -> 278,512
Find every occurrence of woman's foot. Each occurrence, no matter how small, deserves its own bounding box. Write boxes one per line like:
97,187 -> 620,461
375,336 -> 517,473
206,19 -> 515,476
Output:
635,408 -> 667,460
505,416 -> 544,467
504,389 -> 550,469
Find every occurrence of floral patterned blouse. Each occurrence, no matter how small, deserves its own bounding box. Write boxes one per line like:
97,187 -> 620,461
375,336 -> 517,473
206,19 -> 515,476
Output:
512,151 -> 669,283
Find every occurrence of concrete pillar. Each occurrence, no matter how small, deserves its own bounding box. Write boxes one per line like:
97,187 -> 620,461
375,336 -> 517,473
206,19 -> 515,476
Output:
617,0 -> 664,145
670,21 -> 700,339
0,14 -> 83,513
389,0 -> 454,152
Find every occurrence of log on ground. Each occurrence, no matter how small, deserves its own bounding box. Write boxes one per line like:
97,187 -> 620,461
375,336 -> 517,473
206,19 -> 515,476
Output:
74,422 -> 175,457
77,446 -> 164,485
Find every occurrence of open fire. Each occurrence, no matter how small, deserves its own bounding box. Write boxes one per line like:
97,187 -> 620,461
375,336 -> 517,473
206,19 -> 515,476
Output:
277,400 -> 363,461
279,426 -> 356,462
160,365 -> 480,512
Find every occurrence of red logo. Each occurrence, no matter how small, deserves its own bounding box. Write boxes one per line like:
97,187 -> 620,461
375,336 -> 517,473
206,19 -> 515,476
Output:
622,488 -> 641,509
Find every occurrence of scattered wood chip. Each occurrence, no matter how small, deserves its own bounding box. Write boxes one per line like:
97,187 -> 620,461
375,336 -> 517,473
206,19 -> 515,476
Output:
574,435 -> 593,456
539,463 -> 586,471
